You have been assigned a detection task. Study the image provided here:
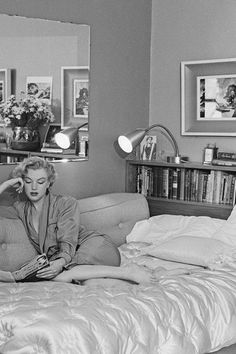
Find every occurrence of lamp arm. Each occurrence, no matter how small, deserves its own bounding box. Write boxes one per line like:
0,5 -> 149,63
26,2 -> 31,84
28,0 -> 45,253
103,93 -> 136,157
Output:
145,124 -> 180,157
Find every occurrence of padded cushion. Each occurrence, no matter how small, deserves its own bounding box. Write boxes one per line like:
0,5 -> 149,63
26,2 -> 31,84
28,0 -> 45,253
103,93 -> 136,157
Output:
79,193 -> 149,246
0,217 -> 37,272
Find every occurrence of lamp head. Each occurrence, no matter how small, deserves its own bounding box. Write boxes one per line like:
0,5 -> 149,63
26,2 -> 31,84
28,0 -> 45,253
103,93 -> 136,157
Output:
117,129 -> 146,153
116,124 -> 181,163
55,127 -> 78,149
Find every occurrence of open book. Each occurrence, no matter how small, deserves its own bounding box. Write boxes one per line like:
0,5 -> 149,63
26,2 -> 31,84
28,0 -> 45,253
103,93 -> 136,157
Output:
12,254 -> 49,282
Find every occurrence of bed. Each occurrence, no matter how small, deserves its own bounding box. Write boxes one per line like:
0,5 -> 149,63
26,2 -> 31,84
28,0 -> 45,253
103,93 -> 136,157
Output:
0,192 -> 236,354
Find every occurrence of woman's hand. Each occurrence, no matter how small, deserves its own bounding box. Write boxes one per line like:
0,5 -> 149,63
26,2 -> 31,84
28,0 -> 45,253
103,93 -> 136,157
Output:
36,258 -> 66,280
0,177 -> 24,194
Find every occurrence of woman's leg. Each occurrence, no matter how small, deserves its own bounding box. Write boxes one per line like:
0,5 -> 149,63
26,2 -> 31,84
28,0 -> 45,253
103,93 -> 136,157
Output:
53,263 -> 161,284
75,228 -> 121,266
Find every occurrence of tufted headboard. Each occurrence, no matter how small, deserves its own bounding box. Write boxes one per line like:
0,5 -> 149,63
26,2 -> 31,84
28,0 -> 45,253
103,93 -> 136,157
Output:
0,193 -> 149,272
79,193 -> 149,246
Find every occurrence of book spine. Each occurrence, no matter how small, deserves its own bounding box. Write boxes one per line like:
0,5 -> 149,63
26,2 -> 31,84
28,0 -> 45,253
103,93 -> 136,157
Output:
219,174 -> 227,204
152,167 -> 158,197
225,174 -> 232,205
172,169 -> 178,200
157,167 -> 163,197
179,168 -> 185,201
202,172 -> 209,202
176,168 -> 181,200
197,171 -> 204,202
168,169 -> 173,199
229,176 -> 236,205
212,171 -> 222,204
162,168 -> 169,198
184,169 -> 189,201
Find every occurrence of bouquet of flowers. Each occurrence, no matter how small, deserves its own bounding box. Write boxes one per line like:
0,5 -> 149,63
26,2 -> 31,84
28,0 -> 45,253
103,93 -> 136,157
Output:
0,94 -> 55,130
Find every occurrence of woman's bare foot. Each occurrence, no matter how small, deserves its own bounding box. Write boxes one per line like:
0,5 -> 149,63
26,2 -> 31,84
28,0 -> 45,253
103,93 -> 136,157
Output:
123,264 -> 164,284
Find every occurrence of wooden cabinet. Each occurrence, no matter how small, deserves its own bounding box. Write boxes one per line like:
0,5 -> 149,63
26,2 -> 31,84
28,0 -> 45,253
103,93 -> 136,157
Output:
126,160 -> 236,219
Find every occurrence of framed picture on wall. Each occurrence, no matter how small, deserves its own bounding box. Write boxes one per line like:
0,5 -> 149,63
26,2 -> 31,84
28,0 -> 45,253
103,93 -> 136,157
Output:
181,58 -> 236,136
73,79 -> 89,118
61,66 -> 89,129
0,68 -> 12,126
26,76 -> 52,104
197,74 -> 236,120
0,81 -> 4,103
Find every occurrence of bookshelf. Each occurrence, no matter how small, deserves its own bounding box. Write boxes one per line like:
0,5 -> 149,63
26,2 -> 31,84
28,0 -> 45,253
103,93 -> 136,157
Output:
0,147 -> 87,164
126,160 -> 236,219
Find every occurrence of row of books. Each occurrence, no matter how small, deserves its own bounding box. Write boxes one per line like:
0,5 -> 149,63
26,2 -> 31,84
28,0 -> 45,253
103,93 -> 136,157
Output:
136,166 -> 236,205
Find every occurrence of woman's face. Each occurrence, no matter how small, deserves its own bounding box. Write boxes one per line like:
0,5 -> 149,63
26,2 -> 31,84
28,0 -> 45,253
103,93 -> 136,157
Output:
23,168 -> 50,203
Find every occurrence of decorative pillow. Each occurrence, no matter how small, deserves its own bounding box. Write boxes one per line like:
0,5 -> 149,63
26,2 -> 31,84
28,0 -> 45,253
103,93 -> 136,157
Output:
0,217 -> 38,272
140,236 -> 236,268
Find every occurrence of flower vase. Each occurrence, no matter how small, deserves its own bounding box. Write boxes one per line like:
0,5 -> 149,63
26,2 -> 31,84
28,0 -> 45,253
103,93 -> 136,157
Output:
11,127 -> 40,151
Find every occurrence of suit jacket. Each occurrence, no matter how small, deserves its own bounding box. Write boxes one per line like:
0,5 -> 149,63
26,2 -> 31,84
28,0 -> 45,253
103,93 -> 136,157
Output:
14,192 -> 80,264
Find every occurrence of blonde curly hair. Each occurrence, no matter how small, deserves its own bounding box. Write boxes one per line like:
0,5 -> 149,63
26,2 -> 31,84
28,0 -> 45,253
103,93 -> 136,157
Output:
11,156 -> 57,187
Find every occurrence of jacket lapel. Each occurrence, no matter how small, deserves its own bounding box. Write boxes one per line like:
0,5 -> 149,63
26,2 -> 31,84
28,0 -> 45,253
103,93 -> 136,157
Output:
38,193 -> 50,253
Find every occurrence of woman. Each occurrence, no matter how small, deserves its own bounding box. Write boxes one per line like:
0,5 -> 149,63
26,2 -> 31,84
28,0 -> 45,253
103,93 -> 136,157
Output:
0,156 -> 161,284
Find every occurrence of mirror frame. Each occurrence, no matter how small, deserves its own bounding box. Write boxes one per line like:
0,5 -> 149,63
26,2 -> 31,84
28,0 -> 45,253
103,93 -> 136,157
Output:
0,14 -> 90,165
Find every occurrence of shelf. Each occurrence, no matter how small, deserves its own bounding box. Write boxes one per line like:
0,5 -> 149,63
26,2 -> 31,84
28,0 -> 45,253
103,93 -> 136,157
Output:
147,197 -> 232,219
0,147 -> 84,159
127,159 -> 236,172
125,159 -> 236,220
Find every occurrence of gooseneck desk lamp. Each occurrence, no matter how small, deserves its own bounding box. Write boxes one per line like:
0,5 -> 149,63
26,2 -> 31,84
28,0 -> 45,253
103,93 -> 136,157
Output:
117,124 -> 181,163
55,123 -> 88,155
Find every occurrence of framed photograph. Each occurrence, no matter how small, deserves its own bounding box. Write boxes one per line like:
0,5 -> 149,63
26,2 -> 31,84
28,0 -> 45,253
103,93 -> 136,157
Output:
197,74 -> 236,120
0,81 -> 4,103
73,79 -> 89,118
26,76 -> 52,104
61,66 -> 89,128
41,123 -> 62,150
181,58 -> 236,136
0,68 -> 12,126
41,123 -> 76,153
140,135 -> 157,160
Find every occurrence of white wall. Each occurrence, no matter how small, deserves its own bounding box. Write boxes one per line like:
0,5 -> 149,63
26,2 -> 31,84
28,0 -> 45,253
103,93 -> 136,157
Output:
0,0 -> 152,202
150,0 -> 236,162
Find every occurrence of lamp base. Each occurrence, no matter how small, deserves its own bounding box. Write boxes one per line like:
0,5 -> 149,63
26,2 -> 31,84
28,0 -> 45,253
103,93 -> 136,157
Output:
167,156 -> 181,164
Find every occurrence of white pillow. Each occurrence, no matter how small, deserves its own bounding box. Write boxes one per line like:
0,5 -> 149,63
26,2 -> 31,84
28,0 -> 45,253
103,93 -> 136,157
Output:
213,205 -> 236,246
126,214 -> 225,244
140,236 -> 236,268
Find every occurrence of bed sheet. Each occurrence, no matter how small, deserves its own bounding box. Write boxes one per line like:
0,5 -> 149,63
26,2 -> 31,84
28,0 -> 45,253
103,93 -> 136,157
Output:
1,244 -> 236,354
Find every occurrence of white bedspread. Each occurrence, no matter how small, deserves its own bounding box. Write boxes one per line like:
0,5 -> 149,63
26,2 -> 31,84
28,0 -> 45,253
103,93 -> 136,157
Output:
1,247 -> 236,354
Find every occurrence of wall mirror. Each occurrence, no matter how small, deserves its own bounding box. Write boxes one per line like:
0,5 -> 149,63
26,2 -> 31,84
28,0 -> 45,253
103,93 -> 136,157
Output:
0,14 -> 90,164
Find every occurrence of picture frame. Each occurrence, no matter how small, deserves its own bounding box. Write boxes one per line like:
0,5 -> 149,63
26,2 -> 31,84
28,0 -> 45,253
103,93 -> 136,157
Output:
181,58 -> 236,136
197,74 -> 236,121
41,123 -> 62,150
41,123 -> 76,153
73,79 -> 89,118
139,135 -> 157,161
61,66 -> 89,129
0,68 -> 12,126
26,76 -> 52,104
0,81 -> 4,103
